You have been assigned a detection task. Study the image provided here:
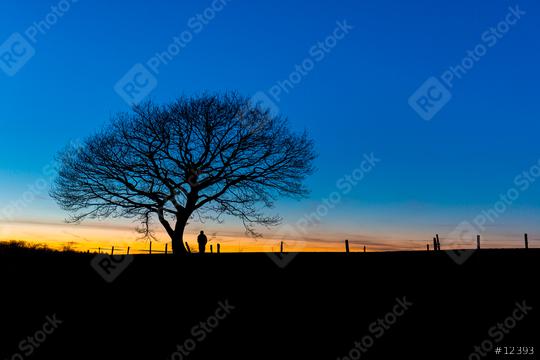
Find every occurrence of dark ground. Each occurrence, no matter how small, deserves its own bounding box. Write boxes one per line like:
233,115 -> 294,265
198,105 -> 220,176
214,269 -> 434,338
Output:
0,249 -> 538,359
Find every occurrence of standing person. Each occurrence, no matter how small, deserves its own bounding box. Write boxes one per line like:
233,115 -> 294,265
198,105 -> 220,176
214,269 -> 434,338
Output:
197,231 -> 208,254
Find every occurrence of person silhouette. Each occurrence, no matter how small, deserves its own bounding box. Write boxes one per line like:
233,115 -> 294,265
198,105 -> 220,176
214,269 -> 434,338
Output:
197,231 -> 208,254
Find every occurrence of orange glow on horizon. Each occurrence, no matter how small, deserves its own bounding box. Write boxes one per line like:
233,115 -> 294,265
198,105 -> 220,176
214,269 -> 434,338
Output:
0,221 -> 423,253
0,220 -> 536,253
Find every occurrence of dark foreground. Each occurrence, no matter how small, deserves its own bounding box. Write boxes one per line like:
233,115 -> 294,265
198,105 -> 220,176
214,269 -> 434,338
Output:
1,249 -> 539,360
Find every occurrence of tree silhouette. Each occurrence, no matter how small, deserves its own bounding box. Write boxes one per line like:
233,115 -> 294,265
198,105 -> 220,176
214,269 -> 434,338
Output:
51,93 -> 316,255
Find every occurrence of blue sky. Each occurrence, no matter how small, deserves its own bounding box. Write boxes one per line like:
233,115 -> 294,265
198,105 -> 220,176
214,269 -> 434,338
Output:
1,0 -> 540,250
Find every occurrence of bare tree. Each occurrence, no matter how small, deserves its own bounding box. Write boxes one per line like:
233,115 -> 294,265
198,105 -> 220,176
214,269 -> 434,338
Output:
51,93 -> 316,255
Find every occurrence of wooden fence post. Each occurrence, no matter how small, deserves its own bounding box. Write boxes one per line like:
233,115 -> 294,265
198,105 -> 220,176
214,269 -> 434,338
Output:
127,246 -> 130,255
345,240 -> 350,253
149,241 -> 152,255
524,233 -> 529,249
98,247 -> 101,254
363,245 -> 366,253
436,234 -> 440,251
217,243 -> 221,254
280,241 -> 284,254
210,245 -> 213,253
185,242 -> 191,253
111,246 -> 114,256
476,235 -> 480,250
427,244 -> 430,251
165,243 -> 168,255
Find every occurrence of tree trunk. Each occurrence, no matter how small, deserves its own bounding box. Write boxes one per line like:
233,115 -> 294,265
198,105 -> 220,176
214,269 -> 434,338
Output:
171,233 -> 188,255
171,218 -> 189,255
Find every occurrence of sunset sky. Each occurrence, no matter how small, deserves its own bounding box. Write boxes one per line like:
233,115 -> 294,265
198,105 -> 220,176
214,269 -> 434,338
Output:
1,0 -> 540,252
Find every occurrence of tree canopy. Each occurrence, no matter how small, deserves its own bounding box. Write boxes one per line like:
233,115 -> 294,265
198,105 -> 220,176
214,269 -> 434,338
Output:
51,92 -> 316,254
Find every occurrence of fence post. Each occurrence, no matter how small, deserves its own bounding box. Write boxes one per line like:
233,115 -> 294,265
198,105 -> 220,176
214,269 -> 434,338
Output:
111,246 -> 114,255
433,237 -> 437,251
345,240 -> 350,253
363,245 -> 366,253
436,234 -> 440,251
217,243 -> 221,254
476,235 -> 480,250
165,243 -> 168,255
524,233 -> 528,249
185,242 -> 191,253
427,244 -> 430,251
149,241 -> 152,255
280,241 -> 284,254
98,247 -> 101,254
210,245 -> 213,253
127,246 -> 130,255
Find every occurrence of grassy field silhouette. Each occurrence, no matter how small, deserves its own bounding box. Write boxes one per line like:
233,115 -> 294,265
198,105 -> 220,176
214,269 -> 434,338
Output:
1,244 -> 538,359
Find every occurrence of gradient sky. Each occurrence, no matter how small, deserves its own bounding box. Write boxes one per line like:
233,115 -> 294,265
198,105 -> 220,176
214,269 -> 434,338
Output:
1,0 -> 540,252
